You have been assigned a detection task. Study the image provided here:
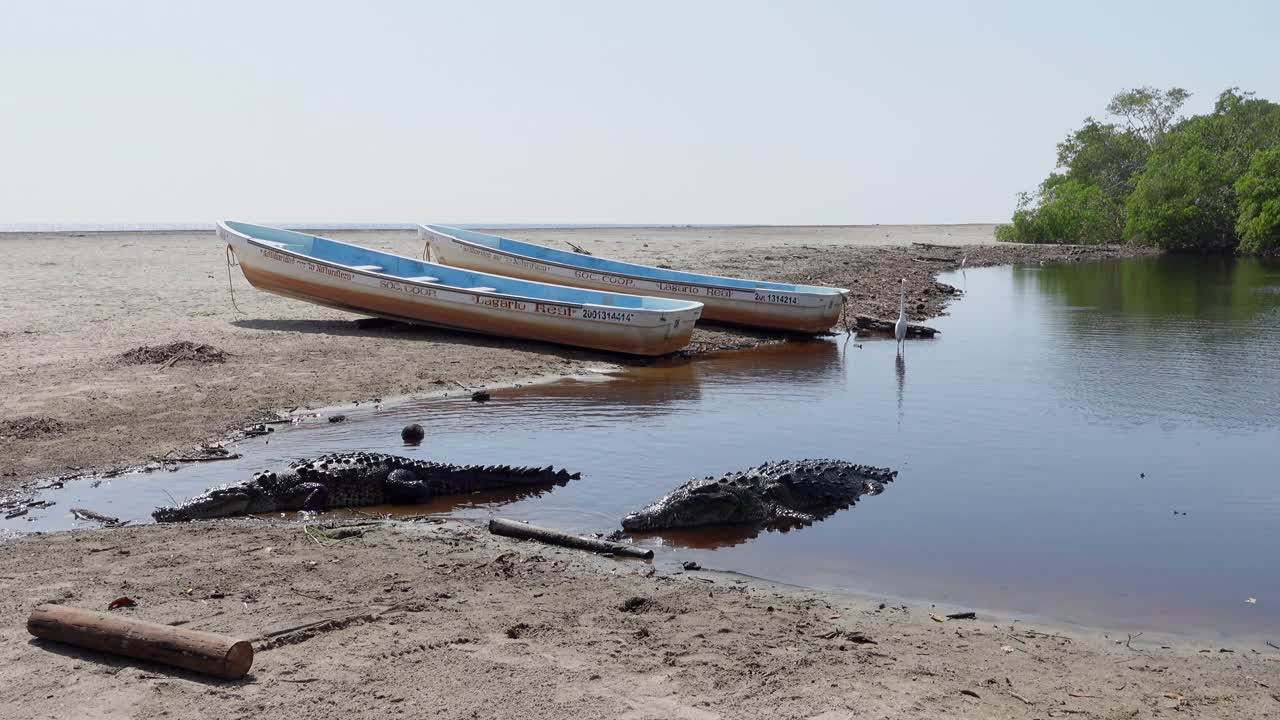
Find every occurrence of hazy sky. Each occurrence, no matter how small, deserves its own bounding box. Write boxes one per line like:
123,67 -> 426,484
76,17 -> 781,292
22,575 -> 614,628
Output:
3,1 -> 1277,226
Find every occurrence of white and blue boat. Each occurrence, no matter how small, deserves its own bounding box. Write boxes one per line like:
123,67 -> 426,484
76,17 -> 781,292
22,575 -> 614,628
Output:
419,225 -> 848,333
218,222 -> 703,356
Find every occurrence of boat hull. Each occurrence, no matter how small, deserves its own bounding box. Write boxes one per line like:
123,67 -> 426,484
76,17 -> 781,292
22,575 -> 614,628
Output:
422,228 -> 846,333
223,228 -> 699,356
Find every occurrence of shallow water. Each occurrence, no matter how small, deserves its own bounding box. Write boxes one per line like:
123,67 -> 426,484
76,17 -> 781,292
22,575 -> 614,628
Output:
7,256 -> 1279,636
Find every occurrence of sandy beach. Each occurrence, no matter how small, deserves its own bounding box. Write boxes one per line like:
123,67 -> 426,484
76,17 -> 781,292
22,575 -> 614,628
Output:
2,518 -> 1276,720
8,225 -> 1261,720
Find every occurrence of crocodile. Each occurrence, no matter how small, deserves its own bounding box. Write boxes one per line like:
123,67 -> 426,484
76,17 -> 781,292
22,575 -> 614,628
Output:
620,459 -> 896,532
153,452 -> 580,522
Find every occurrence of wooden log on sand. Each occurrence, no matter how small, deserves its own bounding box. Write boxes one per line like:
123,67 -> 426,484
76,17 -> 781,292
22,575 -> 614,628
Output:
27,604 -> 253,679
489,518 -> 653,559
854,315 -> 939,338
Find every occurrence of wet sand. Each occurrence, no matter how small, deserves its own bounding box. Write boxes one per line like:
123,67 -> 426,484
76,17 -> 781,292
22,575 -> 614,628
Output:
1,518 -> 1274,720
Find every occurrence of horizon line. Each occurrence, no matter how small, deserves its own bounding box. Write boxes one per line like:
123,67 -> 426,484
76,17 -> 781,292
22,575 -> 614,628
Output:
0,221 -> 1002,234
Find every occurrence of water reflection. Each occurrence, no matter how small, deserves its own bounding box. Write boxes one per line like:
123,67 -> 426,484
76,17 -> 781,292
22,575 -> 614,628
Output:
1023,255 -> 1278,321
683,337 -> 842,383
894,353 -> 906,424
1013,256 -> 1280,431
629,524 -> 780,550
294,485 -> 563,521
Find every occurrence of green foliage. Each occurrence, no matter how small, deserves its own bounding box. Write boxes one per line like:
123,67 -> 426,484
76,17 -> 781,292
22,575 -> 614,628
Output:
1235,145 -> 1280,254
995,178 -> 1118,244
1106,87 -> 1191,143
1125,89 -> 1280,251
1123,119 -> 1235,250
1055,119 -> 1150,202
1002,86 -> 1280,254
997,87 -> 1184,245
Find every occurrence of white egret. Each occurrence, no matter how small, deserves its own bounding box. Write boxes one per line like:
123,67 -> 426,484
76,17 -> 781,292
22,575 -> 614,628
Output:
894,278 -> 908,353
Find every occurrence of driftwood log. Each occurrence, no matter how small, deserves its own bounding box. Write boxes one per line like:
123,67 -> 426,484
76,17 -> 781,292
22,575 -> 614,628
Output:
27,604 -> 253,679
488,518 -> 653,559
854,315 -> 939,338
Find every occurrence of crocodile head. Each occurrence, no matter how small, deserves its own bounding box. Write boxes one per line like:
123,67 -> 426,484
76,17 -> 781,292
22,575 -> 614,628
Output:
621,478 -> 756,531
152,484 -> 259,522
151,469 -> 299,522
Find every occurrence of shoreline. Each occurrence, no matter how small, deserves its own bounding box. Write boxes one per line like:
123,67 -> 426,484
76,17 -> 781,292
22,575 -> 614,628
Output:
2,517 -> 1274,719
0,221 -> 1003,234
0,225 -> 1150,492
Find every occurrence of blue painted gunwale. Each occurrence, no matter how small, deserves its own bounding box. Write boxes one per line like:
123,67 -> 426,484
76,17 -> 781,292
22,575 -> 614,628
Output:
424,225 -> 848,297
220,221 -> 704,313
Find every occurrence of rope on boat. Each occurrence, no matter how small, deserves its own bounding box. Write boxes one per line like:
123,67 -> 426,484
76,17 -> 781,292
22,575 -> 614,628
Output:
225,244 -> 247,315
840,294 -> 855,336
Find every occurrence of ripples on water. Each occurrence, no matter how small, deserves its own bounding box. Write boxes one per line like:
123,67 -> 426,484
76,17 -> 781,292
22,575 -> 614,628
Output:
7,256 -> 1279,636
